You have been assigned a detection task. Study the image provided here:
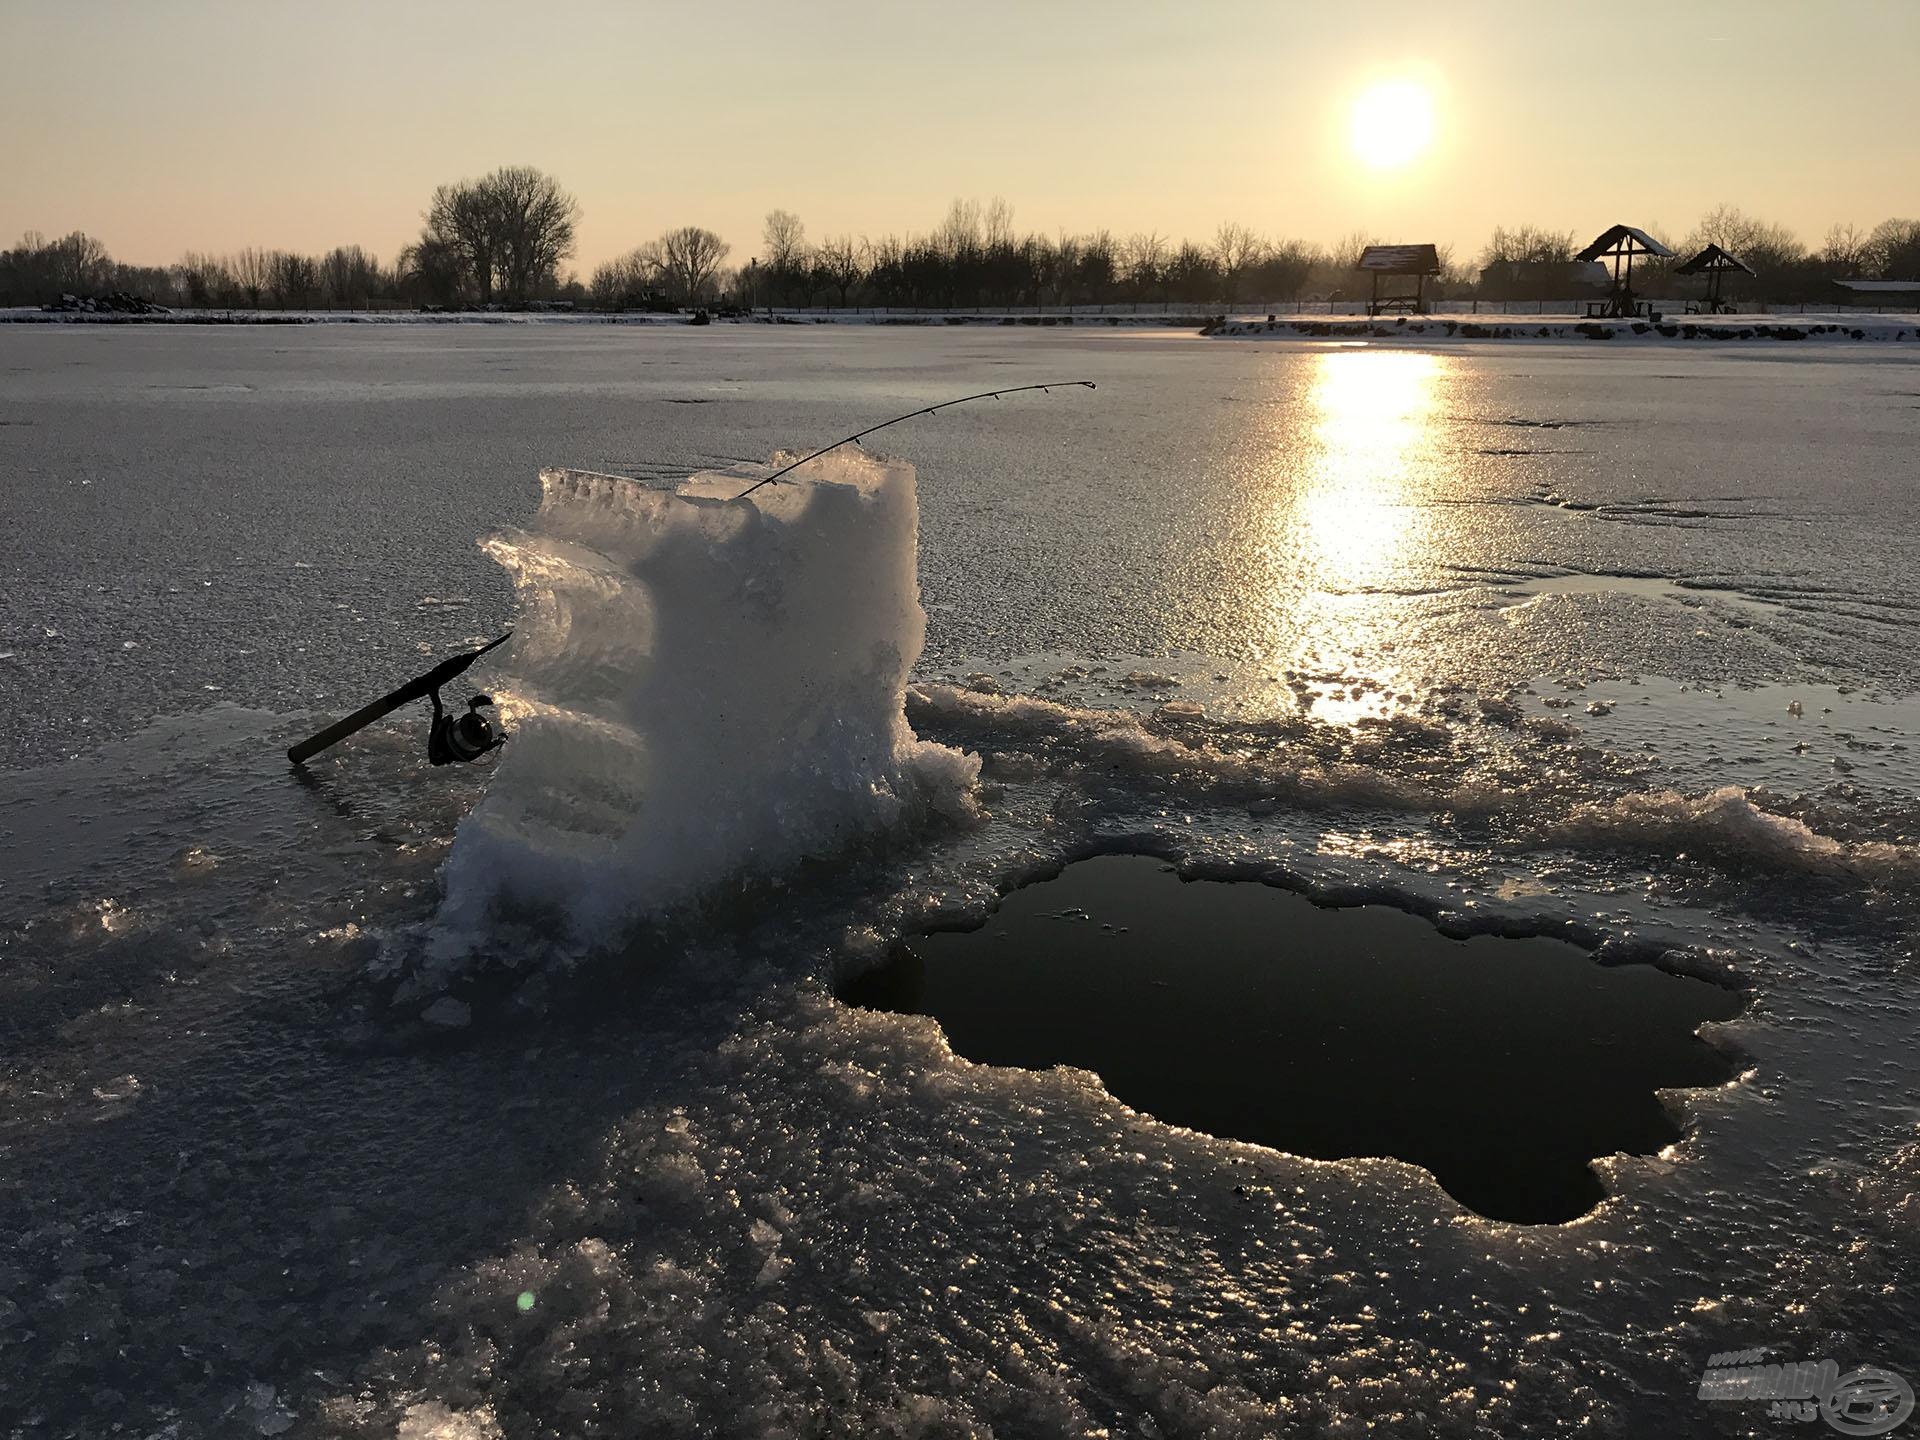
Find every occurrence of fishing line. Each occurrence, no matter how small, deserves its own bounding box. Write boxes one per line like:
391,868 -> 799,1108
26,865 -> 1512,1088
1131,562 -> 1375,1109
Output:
731,381 -> 1096,500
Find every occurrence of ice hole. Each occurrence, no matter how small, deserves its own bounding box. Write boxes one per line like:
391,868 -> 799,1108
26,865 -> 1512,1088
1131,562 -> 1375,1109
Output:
840,854 -> 1741,1223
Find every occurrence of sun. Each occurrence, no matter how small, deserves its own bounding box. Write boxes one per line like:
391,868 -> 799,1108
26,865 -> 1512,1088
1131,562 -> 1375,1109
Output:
1349,80 -> 1435,170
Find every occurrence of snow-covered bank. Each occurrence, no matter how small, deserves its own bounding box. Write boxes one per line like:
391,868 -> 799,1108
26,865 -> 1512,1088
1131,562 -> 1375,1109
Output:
435,453 -> 979,949
1207,312 -> 1917,342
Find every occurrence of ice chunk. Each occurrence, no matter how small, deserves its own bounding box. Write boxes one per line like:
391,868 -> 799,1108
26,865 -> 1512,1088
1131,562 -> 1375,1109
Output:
1563,785 -> 1920,885
437,452 -> 979,944
396,1402 -> 503,1440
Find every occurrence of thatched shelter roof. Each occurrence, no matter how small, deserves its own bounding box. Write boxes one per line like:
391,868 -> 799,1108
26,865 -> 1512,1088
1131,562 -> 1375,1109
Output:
1576,225 -> 1676,263
1675,244 -> 1756,277
1356,244 -> 1442,275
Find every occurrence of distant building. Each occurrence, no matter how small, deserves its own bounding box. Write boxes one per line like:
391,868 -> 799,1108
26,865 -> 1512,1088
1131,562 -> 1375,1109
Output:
1477,259 -> 1609,301
1834,279 -> 1920,298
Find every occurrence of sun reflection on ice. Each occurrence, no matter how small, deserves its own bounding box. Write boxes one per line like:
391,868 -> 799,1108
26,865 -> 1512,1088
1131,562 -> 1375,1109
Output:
1300,348 -> 1440,586
1265,348 -> 1450,725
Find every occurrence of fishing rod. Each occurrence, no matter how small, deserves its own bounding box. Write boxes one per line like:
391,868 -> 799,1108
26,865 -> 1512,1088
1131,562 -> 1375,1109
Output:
287,632 -> 512,767
731,380 -> 1096,500
285,383 -> 1092,765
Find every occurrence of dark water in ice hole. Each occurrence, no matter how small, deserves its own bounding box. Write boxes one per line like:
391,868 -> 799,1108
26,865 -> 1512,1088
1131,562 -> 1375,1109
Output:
839,855 -> 1743,1223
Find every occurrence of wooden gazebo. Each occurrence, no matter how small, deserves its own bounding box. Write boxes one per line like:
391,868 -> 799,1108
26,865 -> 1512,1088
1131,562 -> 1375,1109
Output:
1673,243 -> 1754,314
1357,244 -> 1442,316
1576,224 -> 1675,318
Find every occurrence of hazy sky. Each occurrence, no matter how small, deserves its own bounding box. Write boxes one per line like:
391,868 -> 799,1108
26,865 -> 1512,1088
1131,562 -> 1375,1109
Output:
4,0 -> 1915,273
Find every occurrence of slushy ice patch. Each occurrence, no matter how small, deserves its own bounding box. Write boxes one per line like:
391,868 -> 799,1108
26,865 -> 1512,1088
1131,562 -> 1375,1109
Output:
437,453 -> 979,944
840,855 -> 1742,1222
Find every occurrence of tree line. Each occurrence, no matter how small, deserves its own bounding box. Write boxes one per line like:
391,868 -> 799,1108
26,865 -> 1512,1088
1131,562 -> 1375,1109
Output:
5,166 -> 1918,311
0,166 -> 586,312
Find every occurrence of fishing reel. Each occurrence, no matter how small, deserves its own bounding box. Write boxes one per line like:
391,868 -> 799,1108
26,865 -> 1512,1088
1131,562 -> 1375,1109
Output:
286,632 -> 514,770
427,688 -> 507,765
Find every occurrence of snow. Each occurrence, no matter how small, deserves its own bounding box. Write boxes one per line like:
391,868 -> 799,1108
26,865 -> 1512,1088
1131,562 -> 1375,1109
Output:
1207,313 -> 1918,343
436,452 -> 979,948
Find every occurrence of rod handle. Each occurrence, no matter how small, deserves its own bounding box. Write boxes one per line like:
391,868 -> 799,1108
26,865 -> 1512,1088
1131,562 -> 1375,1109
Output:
286,685 -> 419,765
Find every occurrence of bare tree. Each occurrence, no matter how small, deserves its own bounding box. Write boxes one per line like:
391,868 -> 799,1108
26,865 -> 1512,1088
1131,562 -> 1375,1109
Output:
762,209 -> 809,304
1041,233 -> 1080,306
268,251 -> 321,308
1867,218 -> 1920,279
44,231 -> 111,292
1433,241 -> 1475,289
398,236 -> 468,308
1165,242 -> 1221,304
936,199 -> 984,261
983,197 -> 1015,248
1,230 -> 115,300
1329,230 -> 1383,273
416,166 -> 578,307
815,234 -> 866,306
1820,223 -> 1868,275
1075,230 -> 1119,304
229,247 -> 272,307
1685,204 -> 1804,271
1252,238 -> 1321,302
488,166 -> 580,303
321,245 -> 380,308
660,226 -> 730,304
864,234 -> 905,304
588,259 -> 626,308
590,241 -> 668,309
424,183 -> 497,304
1123,232 -> 1169,299
763,209 -> 806,267
1212,222 -> 1265,302
1479,225 -> 1572,268
174,251 -> 233,307
1473,226 -> 1584,300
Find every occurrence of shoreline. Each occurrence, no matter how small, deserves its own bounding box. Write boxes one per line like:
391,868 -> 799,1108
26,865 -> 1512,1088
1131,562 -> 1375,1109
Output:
4,306 -> 1914,342
0,306 -> 1215,330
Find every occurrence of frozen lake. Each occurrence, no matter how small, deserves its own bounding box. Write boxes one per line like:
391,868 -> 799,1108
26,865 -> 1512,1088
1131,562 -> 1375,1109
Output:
3,325 -> 1918,1436
6,325 -> 1920,764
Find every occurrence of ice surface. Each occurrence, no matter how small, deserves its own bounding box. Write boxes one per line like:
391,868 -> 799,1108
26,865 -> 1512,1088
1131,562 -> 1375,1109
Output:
6,327 -> 1920,1438
8,326 -> 1920,767
436,452 -> 979,945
